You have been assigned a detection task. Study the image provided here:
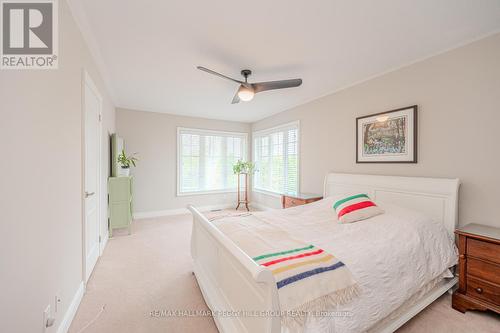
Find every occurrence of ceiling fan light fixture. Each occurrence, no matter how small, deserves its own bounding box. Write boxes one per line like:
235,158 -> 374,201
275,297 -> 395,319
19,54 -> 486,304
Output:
197,66 -> 302,104
237,86 -> 255,102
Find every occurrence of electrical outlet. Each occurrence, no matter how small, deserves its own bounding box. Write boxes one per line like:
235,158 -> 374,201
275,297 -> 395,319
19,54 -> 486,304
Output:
43,305 -> 55,332
43,305 -> 50,332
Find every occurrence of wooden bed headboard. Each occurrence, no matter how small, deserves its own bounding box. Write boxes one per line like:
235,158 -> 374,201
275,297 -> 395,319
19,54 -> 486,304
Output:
323,173 -> 460,235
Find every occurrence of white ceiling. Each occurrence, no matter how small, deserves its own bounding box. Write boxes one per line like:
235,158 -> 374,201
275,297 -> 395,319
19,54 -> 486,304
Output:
74,0 -> 500,122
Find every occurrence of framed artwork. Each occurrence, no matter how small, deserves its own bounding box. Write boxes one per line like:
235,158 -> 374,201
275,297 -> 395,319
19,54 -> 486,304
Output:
356,105 -> 417,163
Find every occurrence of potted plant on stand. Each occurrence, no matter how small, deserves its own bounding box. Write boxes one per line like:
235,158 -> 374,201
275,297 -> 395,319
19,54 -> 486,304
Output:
233,160 -> 256,211
117,149 -> 138,176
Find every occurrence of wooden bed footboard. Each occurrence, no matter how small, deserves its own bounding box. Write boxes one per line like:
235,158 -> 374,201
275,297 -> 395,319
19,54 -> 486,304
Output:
188,205 -> 281,333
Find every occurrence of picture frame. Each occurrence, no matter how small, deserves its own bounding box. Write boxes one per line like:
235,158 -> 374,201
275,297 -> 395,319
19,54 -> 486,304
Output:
356,105 -> 417,163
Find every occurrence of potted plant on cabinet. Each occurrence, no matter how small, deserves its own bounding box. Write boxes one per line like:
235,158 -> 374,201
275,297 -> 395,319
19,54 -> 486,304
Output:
117,149 -> 138,176
233,160 -> 256,211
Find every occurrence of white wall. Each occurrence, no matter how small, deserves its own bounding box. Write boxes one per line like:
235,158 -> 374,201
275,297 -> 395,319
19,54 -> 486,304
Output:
251,33 -> 500,228
0,1 -> 115,332
116,108 -> 251,215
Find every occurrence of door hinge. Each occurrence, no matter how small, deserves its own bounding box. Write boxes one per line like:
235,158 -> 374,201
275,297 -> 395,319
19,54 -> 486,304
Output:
99,235 -> 101,243
99,114 -> 102,122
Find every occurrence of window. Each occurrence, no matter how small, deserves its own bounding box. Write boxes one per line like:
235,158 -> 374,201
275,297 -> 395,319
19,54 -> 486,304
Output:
253,121 -> 299,195
177,128 -> 247,195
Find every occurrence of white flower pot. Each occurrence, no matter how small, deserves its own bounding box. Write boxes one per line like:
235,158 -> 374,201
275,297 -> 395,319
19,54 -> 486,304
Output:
119,167 -> 130,177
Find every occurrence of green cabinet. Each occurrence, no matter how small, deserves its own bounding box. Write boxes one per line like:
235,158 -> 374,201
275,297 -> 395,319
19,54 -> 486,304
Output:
108,176 -> 133,237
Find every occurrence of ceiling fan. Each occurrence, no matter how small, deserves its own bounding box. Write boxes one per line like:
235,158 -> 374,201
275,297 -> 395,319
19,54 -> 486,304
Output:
197,66 -> 302,104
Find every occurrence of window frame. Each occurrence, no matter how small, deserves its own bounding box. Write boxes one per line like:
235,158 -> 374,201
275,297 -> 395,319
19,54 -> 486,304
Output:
176,127 -> 248,196
252,120 -> 300,196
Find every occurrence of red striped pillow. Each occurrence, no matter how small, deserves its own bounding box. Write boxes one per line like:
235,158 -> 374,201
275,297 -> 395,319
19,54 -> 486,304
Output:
333,194 -> 384,223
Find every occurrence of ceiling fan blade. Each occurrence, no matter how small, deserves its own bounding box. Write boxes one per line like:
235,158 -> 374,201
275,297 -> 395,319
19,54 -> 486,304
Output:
231,86 -> 242,104
197,66 -> 243,84
252,78 -> 302,93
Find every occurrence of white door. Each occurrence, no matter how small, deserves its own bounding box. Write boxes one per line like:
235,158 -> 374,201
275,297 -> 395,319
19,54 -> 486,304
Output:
84,72 -> 102,282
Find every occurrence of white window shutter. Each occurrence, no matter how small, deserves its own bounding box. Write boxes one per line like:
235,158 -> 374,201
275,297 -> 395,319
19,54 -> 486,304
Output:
253,122 -> 299,195
178,128 -> 247,195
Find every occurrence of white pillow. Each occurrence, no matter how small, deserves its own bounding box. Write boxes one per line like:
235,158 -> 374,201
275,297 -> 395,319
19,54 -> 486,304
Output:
333,194 -> 384,223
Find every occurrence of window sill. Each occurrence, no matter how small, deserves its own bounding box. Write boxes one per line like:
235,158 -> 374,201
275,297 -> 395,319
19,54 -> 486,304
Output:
251,188 -> 284,198
177,189 -> 238,197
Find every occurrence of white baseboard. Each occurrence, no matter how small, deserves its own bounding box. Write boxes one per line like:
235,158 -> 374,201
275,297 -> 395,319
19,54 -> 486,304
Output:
57,281 -> 85,333
133,203 -> 235,220
133,202 -> 277,220
133,208 -> 191,219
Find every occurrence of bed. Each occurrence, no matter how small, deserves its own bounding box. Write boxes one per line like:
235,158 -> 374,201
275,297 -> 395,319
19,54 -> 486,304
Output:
188,173 -> 460,333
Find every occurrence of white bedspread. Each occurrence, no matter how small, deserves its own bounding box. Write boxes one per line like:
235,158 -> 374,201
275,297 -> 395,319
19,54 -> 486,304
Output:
245,197 -> 458,333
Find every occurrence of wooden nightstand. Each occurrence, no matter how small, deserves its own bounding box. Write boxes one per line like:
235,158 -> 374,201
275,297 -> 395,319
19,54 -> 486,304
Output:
452,223 -> 500,314
281,193 -> 323,209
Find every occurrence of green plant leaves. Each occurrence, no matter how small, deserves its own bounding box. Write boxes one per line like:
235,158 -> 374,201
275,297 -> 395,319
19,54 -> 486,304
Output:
117,149 -> 139,168
232,160 -> 256,174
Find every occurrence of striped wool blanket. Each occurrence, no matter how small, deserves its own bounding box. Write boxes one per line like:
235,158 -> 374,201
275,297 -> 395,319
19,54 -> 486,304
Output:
210,213 -> 359,328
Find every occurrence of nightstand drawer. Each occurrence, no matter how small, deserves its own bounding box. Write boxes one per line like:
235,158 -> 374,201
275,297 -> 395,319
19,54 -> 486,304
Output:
453,223 -> 500,314
467,238 -> 500,264
284,197 -> 306,207
467,276 -> 500,305
467,258 -> 500,285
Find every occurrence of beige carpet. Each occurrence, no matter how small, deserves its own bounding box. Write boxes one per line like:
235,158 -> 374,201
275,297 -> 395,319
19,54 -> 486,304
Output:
69,211 -> 500,333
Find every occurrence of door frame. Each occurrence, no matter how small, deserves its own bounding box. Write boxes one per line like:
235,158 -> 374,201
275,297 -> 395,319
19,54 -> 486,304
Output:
82,69 -> 103,283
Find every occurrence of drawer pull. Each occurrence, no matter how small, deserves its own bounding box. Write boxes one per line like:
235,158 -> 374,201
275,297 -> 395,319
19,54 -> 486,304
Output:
475,287 -> 483,294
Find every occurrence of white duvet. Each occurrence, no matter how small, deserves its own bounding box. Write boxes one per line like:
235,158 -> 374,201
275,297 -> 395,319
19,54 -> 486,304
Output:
246,197 -> 458,333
